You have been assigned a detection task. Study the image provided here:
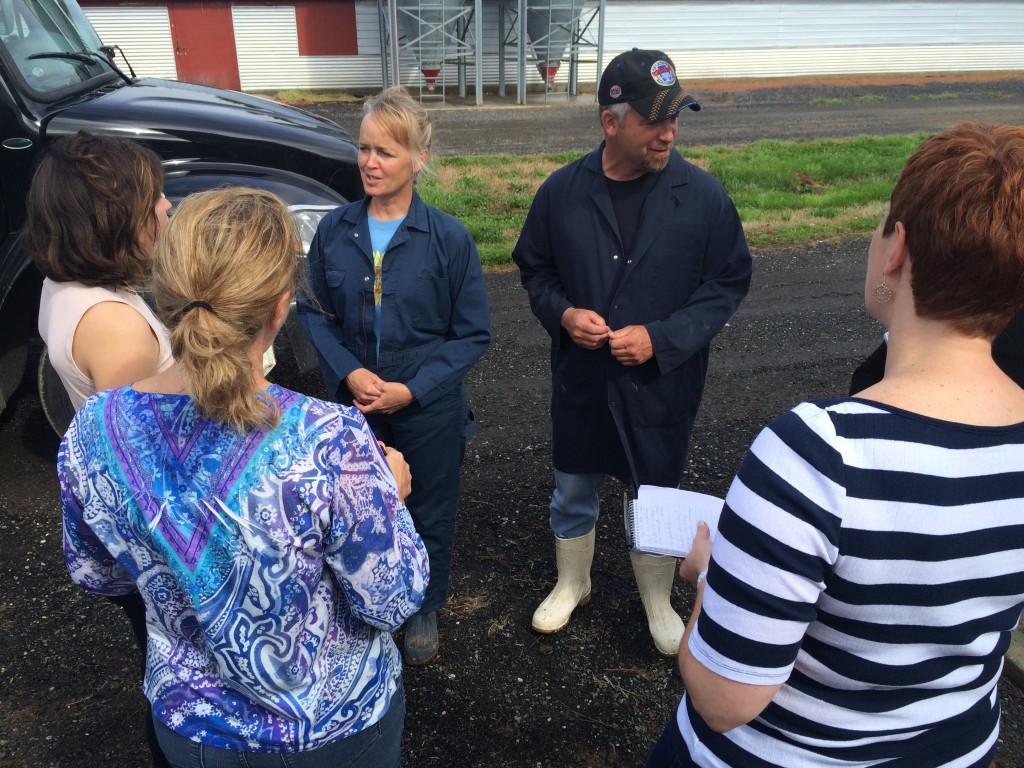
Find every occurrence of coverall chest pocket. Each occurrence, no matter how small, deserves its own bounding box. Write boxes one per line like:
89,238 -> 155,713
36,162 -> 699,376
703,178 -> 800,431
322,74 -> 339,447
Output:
410,274 -> 451,334
326,268 -> 373,343
325,268 -> 347,313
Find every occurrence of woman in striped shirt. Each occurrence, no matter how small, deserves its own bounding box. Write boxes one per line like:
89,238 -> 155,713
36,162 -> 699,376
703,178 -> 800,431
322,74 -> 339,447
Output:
648,123 -> 1024,767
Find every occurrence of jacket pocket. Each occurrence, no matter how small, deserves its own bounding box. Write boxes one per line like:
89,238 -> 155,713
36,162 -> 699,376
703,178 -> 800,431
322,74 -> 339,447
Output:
624,362 -> 701,428
552,343 -> 607,413
410,275 -> 451,334
324,269 -> 347,318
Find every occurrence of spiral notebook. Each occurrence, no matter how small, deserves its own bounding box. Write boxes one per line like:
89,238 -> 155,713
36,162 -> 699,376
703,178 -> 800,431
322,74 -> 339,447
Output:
623,485 -> 724,558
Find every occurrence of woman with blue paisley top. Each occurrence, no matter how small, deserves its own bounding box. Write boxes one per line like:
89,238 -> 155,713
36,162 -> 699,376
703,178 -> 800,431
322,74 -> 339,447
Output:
59,188 -> 428,766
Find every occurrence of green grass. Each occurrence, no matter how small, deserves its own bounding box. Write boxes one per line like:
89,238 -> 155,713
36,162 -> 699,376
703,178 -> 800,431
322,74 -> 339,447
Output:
910,91 -> 961,101
417,133 -> 933,264
811,97 -> 846,105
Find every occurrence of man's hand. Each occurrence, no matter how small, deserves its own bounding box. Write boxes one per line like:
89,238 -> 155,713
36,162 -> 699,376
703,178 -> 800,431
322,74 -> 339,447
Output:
345,368 -> 385,406
382,445 -> 412,502
561,308 -> 610,349
355,382 -> 415,415
608,325 -> 653,365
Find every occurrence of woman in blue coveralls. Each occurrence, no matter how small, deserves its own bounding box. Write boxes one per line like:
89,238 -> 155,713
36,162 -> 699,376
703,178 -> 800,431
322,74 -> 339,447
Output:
298,86 -> 491,665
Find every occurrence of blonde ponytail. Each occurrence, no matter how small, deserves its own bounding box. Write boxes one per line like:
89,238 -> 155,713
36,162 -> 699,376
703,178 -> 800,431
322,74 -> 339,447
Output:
151,188 -> 302,431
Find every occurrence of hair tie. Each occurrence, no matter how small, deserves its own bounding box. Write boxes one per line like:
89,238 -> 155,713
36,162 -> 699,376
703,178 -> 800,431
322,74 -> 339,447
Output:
179,300 -> 215,317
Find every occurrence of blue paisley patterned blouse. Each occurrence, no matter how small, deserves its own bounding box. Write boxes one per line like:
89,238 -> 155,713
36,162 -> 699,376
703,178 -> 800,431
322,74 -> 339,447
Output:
59,383 -> 429,751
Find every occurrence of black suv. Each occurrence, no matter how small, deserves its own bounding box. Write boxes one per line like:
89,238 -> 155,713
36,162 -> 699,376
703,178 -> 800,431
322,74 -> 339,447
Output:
0,0 -> 362,431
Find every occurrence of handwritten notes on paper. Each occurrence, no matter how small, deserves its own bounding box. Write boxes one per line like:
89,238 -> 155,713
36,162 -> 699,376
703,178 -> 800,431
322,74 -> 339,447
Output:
624,485 -> 724,557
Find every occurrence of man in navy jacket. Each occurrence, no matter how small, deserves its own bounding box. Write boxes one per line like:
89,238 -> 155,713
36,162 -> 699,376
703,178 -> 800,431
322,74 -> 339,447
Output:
512,49 -> 752,656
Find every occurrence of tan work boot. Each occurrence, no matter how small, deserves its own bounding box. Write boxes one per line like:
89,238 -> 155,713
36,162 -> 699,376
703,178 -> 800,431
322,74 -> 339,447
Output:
630,551 -> 685,656
532,529 -> 595,633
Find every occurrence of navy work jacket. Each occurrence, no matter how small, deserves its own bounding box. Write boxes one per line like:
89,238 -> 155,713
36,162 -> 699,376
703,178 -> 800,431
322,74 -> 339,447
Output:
513,144 -> 752,487
298,192 -> 491,409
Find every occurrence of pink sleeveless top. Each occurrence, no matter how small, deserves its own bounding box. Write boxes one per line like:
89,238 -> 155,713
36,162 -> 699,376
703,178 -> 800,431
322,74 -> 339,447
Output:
38,278 -> 174,410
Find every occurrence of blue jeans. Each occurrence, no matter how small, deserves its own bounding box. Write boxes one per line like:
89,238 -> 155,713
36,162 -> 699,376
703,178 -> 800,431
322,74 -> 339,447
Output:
152,681 -> 405,768
646,710 -> 698,768
549,470 -> 606,539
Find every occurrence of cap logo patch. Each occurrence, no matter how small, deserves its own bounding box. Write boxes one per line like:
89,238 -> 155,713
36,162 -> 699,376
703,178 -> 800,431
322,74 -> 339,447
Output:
609,84 -> 622,99
650,60 -> 675,87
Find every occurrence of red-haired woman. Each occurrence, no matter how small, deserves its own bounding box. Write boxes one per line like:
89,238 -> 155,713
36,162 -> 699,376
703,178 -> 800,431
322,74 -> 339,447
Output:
650,123 -> 1024,768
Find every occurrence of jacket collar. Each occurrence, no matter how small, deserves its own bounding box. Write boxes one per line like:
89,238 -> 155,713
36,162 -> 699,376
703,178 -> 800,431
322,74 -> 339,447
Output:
338,189 -> 430,258
583,140 -> 691,186
340,189 -> 430,232
584,141 -> 692,264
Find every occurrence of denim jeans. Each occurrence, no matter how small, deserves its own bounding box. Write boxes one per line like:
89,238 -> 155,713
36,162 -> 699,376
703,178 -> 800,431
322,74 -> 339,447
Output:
549,469 -> 606,539
152,681 -> 405,768
646,711 -> 699,768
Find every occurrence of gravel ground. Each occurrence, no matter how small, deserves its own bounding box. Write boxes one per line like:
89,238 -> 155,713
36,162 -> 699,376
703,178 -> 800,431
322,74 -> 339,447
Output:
2,75 -> 1023,767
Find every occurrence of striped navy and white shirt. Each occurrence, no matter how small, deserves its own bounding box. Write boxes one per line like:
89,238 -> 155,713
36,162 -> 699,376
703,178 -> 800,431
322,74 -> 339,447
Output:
679,398 -> 1024,768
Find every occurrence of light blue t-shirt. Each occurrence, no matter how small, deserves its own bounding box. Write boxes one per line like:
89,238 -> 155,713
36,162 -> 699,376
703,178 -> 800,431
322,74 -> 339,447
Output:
368,214 -> 406,359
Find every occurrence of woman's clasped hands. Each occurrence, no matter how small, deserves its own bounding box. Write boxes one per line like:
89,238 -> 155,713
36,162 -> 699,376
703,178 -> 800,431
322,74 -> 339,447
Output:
345,368 -> 414,415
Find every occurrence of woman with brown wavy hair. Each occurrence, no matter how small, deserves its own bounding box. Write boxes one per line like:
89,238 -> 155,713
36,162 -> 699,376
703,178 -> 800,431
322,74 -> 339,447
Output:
26,131 -> 173,410
25,129 -> 174,766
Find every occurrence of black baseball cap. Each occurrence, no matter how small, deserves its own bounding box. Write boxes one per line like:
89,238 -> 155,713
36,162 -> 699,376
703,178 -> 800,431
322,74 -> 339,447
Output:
598,48 -> 701,122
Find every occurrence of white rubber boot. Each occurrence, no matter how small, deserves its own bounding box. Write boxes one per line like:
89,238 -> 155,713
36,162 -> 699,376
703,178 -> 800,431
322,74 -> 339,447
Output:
630,551 -> 685,656
531,529 -> 595,633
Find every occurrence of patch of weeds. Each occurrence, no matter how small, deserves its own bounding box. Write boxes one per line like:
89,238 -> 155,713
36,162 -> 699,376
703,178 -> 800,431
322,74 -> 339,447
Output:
812,97 -> 845,105
477,243 -> 514,266
446,593 -> 490,615
507,194 -> 535,211
260,89 -> 360,105
856,94 -> 886,102
796,172 -> 825,194
545,150 -> 586,164
438,155 -> 478,167
742,200 -> 888,246
928,92 -> 960,100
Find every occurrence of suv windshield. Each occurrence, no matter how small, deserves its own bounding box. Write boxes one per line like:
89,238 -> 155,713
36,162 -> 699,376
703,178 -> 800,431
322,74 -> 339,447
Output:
0,0 -> 115,100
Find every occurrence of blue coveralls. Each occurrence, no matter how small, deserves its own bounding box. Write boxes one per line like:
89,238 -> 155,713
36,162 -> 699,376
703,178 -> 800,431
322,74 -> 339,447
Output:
298,192 -> 492,611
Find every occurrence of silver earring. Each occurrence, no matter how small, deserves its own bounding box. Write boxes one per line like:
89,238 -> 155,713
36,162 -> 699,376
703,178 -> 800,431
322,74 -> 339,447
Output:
872,274 -> 893,304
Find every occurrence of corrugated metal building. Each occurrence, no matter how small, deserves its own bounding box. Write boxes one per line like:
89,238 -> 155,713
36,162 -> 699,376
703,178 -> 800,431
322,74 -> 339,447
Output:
81,1 -> 1024,93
